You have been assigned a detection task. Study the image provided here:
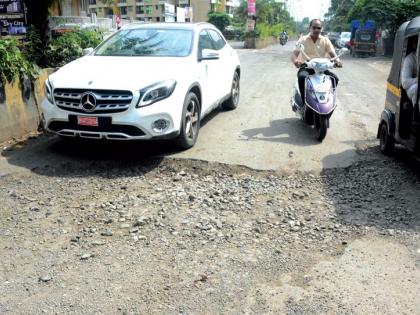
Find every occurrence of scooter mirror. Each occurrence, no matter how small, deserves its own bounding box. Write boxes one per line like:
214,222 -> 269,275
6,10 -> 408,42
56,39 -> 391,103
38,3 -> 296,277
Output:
338,48 -> 349,56
296,43 -> 305,52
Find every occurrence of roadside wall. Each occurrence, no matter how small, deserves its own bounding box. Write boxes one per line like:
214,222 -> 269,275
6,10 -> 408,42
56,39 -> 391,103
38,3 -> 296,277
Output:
49,16 -> 90,28
0,70 -> 48,143
244,37 -> 278,49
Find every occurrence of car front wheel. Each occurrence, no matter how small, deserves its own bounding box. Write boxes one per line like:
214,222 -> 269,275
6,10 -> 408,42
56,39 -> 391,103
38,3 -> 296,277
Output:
175,92 -> 200,150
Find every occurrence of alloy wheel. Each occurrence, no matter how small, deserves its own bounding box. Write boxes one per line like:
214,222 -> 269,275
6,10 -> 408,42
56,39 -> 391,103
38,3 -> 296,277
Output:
185,99 -> 199,141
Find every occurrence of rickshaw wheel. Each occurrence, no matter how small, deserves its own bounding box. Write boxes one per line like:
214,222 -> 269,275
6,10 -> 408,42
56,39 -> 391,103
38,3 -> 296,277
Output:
379,123 -> 395,155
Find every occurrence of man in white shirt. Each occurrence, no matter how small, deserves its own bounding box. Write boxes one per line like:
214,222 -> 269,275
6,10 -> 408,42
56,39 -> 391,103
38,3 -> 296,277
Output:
291,19 -> 342,103
401,36 -> 418,107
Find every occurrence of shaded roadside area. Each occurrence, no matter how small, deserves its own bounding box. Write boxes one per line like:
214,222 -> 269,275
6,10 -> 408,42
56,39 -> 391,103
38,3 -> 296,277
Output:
321,146 -> 420,233
0,135 -> 172,178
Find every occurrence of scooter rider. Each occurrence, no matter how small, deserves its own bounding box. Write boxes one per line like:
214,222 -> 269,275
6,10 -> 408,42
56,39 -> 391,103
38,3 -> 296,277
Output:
281,30 -> 288,39
280,30 -> 288,44
291,19 -> 343,102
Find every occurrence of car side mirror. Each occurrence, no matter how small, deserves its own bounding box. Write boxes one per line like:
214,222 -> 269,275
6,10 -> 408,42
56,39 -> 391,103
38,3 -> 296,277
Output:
83,47 -> 94,56
200,49 -> 219,61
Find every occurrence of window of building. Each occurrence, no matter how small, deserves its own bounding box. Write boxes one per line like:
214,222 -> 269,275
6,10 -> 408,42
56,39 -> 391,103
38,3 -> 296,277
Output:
136,6 -> 144,14
120,7 -> 127,15
156,17 -> 160,22
145,6 -> 153,14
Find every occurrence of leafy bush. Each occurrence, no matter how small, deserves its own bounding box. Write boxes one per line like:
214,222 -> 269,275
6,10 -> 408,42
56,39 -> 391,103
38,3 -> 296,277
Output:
208,12 -> 231,32
46,29 -> 103,67
24,26 -> 44,66
243,29 -> 261,39
256,23 -> 294,39
77,29 -> 103,49
0,38 -> 38,84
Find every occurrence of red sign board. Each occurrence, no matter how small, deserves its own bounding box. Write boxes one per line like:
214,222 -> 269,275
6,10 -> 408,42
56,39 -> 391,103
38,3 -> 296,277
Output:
247,0 -> 256,16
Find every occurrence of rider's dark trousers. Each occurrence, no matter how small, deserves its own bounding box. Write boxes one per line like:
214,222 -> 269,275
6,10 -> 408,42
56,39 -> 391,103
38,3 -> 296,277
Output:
298,68 -> 339,102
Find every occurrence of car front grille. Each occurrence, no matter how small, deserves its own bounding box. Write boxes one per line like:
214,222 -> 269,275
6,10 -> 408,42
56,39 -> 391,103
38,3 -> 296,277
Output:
53,89 -> 133,114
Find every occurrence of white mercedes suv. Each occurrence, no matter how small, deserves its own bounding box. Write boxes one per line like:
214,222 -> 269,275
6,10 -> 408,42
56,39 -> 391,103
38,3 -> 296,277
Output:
41,23 -> 241,149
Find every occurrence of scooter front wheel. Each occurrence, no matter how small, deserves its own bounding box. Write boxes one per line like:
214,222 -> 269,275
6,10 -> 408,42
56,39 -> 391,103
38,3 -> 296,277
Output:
315,115 -> 328,141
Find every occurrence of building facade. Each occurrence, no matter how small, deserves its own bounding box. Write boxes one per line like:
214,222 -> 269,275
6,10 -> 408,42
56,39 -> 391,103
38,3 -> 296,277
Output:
51,0 -> 90,16
86,0 -> 237,23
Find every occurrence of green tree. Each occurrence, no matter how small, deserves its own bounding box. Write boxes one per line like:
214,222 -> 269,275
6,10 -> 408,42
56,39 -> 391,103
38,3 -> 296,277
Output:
325,0 -> 420,34
296,17 -> 310,33
348,0 -> 420,33
208,12 -> 231,32
324,0 -> 355,32
234,0 -> 294,28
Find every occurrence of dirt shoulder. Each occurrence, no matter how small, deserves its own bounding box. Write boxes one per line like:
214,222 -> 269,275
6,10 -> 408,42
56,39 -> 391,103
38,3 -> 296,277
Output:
0,150 -> 419,314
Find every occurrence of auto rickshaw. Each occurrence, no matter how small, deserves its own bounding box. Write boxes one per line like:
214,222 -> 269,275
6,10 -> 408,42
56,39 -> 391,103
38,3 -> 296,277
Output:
351,29 -> 377,57
378,16 -> 420,157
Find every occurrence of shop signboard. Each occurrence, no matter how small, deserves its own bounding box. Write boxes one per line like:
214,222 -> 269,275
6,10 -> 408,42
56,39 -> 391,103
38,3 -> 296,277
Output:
0,0 -> 26,37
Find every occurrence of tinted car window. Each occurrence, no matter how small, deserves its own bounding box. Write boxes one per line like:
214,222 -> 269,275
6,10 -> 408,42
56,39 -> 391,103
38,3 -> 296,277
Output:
198,30 -> 214,53
208,29 -> 226,50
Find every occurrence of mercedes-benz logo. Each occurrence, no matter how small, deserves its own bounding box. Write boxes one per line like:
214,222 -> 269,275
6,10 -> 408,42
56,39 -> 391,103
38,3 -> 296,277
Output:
80,92 -> 97,112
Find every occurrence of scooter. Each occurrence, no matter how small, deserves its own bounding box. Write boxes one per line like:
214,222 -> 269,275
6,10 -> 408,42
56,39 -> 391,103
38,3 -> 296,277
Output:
291,44 -> 348,141
280,34 -> 288,46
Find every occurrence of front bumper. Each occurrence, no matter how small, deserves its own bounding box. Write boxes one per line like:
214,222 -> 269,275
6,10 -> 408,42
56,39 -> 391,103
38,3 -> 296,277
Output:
40,96 -> 183,140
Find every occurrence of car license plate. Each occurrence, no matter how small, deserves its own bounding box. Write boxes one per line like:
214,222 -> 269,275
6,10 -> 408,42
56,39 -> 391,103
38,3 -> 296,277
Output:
77,116 -> 98,127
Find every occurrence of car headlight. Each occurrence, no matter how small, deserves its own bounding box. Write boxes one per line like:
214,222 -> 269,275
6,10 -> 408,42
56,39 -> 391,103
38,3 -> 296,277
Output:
44,79 -> 54,104
137,80 -> 177,108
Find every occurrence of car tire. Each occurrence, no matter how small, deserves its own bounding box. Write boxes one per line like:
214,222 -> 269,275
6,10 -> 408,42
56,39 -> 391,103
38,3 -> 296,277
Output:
379,122 -> 395,155
222,71 -> 240,110
175,92 -> 200,150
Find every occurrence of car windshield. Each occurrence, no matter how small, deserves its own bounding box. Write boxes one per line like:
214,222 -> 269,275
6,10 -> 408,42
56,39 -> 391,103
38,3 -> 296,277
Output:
95,28 -> 193,57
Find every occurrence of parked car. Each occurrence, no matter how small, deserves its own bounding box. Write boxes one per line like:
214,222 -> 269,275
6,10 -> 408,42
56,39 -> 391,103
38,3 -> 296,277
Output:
326,32 -> 340,47
41,23 -> 241,149
51,23 -> 98,38
338,32 -> 351,48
